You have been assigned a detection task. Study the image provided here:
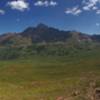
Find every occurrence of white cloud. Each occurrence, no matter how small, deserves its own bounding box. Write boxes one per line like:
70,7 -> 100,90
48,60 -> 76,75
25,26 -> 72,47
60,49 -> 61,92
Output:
34,0 -> 58,7
34,1 -> 48,7
50,1 -> 58,6
64,0 -> 100,15
92,6 -> 98,10
83,0 -> 100,11
96,10 -> 100,14
83,5 -> 97,11
96,23 -> 100,26
0,9 -> 5,15
65,6 -> 82,16
7,0 -> 29,11
83,6 -> 91,11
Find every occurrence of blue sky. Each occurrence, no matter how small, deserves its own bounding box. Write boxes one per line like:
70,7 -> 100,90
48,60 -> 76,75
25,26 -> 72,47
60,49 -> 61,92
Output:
0,0 -> 100,34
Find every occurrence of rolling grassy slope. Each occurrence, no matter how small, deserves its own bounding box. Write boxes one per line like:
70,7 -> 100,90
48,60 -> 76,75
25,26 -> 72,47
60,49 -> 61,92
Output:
0,50 -> 99,100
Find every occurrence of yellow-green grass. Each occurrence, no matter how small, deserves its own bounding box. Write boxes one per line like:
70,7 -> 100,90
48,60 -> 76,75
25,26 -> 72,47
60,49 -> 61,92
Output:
0,51 -> 100,100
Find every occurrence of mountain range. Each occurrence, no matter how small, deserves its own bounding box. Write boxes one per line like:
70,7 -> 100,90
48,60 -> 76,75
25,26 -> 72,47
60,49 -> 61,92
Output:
0,23 -> 100,47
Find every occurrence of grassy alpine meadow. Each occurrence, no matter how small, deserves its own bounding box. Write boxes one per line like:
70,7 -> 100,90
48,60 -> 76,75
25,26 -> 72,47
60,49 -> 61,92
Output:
0,50 -> 100,100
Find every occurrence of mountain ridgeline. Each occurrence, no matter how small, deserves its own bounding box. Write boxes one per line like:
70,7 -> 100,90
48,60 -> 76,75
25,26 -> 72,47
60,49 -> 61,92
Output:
0,23 -> 100,46
0,23 -> 100,59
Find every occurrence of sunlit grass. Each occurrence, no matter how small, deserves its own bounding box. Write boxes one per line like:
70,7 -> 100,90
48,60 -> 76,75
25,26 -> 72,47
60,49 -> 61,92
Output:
0,51 -> 99,100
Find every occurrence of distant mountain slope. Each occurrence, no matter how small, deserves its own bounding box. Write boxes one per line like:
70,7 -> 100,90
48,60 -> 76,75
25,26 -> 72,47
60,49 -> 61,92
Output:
91,35 -> 100,42
0,33 -> 32,47
21,23 -> 72,42
0,24 -> 100,59
0,23 -> 100,47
